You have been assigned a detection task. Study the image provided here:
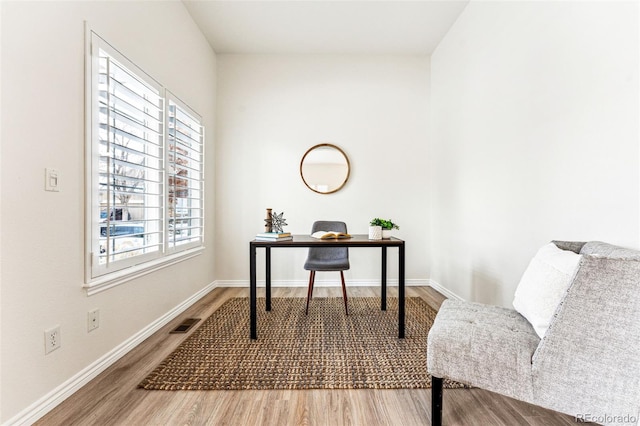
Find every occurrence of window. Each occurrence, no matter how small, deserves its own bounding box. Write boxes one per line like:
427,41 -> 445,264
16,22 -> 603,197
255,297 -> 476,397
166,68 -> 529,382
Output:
166,94 -> 204,252
86,32 -> 204,289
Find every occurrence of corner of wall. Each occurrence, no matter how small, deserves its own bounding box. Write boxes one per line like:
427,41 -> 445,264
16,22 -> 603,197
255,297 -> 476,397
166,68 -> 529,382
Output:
428,280 -> 464,302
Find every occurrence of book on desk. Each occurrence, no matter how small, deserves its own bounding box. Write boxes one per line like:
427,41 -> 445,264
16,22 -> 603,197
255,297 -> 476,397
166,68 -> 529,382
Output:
311,231 -> 352,240
255,232 -> 292,241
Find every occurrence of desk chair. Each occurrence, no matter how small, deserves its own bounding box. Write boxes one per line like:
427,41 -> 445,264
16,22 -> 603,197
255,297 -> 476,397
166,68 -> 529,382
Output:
304,221 -> 350,315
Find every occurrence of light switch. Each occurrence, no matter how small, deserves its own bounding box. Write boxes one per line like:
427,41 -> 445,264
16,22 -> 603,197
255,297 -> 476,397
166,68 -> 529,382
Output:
45,168 -> 60,192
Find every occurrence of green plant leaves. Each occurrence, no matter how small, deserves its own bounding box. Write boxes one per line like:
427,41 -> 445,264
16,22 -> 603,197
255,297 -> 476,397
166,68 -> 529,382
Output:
369,218 -> 399,230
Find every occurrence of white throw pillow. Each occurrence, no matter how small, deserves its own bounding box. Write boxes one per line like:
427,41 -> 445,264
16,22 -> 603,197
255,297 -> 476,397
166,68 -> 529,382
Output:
513,243 -> 582,338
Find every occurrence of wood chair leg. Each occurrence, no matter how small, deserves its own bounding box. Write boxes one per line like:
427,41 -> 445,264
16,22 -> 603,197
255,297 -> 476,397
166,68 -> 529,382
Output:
340,270 -> 348,315
431,376 -> 443,426
305,271 -> 315,315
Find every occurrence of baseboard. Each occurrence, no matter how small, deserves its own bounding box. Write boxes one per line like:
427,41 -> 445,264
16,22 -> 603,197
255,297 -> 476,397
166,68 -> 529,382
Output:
215,278 -> 432,288
5,281 -> 218,426
427,279 -> 464,301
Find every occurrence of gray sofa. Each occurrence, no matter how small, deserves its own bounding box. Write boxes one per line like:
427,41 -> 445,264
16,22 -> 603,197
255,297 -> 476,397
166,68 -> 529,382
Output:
427,241 -> 640,425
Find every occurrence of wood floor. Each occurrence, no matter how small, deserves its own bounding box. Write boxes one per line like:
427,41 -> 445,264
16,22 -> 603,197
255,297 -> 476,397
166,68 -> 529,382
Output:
37,286 -> 578,426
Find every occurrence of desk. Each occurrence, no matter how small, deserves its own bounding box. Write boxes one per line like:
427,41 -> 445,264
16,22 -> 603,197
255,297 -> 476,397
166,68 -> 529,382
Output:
249,234 -> 405,339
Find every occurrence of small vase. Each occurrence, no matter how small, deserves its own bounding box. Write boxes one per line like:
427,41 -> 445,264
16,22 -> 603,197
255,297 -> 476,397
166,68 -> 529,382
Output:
368,225 -> 382,240
382,229 -> 393,239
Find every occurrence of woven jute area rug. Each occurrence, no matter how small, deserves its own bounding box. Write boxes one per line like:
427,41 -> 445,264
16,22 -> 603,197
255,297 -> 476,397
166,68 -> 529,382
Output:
139,296 -> 462,391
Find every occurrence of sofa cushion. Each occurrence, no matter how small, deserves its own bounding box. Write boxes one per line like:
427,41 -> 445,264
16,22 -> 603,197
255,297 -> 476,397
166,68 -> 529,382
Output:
427,299 -> 539,401
513,243 -> 582,338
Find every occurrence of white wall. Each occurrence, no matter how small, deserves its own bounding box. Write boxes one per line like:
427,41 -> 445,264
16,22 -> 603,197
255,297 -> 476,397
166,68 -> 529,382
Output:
0,0 -> 3,418
429,1 -> 639,306
216,55 -> 430,285
0,1 -> 216,421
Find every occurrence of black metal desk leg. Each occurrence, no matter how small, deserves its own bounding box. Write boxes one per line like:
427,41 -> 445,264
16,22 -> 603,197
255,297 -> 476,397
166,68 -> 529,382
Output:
399,242 -> 405,338
265,247 -> 271,311
381,246 -> 387,311
250,244 -> 257,340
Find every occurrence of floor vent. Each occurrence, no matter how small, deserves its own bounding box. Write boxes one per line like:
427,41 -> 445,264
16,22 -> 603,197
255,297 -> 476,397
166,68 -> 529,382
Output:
170,318 -> 201,334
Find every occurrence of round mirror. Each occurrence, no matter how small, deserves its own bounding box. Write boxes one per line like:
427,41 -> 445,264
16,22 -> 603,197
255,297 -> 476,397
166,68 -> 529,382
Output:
300,143 -> 350,194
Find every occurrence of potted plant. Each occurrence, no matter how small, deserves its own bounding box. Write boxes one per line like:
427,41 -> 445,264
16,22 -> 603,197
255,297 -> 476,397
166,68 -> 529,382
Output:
369,218 -> 399,239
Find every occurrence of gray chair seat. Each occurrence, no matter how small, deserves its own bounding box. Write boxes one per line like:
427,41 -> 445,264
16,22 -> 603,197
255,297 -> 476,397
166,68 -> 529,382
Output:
304,257 -> 350,271
427,299 -> 538,401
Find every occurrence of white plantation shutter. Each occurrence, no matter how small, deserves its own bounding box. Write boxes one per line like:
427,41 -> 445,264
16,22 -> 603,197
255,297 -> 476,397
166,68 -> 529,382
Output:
91,36 -> 165,276
87,32 -> 205,285
166,94 -> 204,251
85,31 -> 204,286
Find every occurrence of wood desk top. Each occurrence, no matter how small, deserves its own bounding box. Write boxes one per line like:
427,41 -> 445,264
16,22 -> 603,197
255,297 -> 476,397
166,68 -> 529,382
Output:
251,234 -> 404,247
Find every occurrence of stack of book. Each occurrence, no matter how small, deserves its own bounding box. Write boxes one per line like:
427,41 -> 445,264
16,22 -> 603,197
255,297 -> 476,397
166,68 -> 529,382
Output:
255,232 -> 292,241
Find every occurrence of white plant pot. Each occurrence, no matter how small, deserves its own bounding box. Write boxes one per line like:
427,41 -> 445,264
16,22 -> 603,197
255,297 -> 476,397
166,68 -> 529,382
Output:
368,225 -> 382,240
382,229 -> 393,239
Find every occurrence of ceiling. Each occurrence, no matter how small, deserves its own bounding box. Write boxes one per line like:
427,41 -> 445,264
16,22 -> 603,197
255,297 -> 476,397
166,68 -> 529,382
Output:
182,1 -> 470,55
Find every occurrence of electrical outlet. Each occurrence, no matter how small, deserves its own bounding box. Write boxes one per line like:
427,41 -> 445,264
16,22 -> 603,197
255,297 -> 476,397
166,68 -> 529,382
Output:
87,309 -> 99,332
44,326 -> 61,354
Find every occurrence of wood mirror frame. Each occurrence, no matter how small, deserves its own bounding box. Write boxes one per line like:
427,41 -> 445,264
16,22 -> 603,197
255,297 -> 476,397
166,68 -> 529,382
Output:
300,143 -> 351,194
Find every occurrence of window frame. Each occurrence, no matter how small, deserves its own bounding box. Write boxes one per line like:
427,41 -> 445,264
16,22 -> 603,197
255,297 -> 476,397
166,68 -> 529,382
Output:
84,30 -> 205,295
165,92 -> 205,254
